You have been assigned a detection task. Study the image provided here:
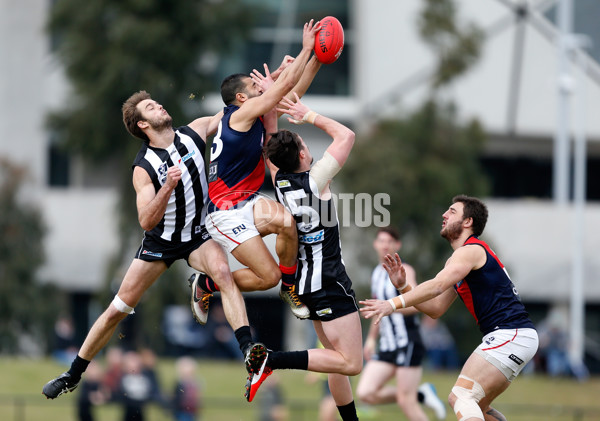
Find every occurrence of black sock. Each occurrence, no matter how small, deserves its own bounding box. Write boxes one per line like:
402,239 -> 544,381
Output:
67,355 -> 90,382
267,350 -> 308,370
279,263 -> 297,291
201,275 -> 220,293
337,400 -> 359,421
417,390 -> 424,403
234,326 -> 253,354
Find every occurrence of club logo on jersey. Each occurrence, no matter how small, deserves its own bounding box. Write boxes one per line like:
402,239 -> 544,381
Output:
158,162 -> 168,184
316,308 -> 332,317
299,229 -> 324,244
232,224 -> 247,235
277,180 -> 291,188
208,162 -> 218,182
509,354 -> 524,365
180,150 -> 196,163
142,250 -> 163,258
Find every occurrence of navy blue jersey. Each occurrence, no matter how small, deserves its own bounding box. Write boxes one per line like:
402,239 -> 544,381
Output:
132,126 -> 208,244
207,104 -> 265,211
454,236 -> 535,335
274,170 -> 349,295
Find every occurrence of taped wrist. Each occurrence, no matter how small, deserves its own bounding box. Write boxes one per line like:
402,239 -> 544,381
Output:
302,110 -> 318,124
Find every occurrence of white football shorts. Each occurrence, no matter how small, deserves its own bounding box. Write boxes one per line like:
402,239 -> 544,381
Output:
205,196 -> 261,252
474,327 -> 539,381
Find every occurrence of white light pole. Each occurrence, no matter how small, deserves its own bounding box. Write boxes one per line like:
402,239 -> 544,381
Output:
568,33 -> 591,377
554,0 -> 573,204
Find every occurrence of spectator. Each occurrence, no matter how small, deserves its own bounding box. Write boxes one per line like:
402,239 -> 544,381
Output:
258,372 -> 288,421
77,361 -> 107,421
420,315 -> 460,370
204,301 -> 242,360
102,347 -> 124,402
173,357 -> 202,421
140,348 -> 169,408
537,306 -> 589,381
118,351 -> 154,421
52,316 -> 78,365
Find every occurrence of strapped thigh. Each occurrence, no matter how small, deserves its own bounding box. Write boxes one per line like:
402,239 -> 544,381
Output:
451,375 -> 485,421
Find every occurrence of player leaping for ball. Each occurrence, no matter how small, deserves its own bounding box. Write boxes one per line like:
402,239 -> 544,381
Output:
194,20 -> 321,341
242,95 -> 362,421
42,91 -> 262,400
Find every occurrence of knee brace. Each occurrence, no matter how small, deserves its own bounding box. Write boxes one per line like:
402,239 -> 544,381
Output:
451,375 -> 485,421
112,295 -> 135,314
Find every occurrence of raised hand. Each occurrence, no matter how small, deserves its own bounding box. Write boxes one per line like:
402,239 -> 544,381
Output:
359,298 -> 394,325
270,55 -> 295,81
276,92 -> 310,124
383,253 -> 408,290
250,63 -> 274,93
302,19 -> 321,51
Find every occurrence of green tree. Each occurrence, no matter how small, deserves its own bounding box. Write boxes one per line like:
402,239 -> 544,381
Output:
45,0 -> 256,349
0,160 -> 60,353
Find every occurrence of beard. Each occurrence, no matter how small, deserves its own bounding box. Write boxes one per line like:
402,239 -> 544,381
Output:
441,220 -> 463,242
148,114 -> 173,131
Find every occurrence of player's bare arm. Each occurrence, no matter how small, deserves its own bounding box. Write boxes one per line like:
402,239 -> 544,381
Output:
277,93 -> 355,168
360,246 -> 483,324
395,263 -> 420,316
251,55 -> 322,119
188,110 -> 224,140
283,55 -> 322,104
269,55 -> 295,81
230,19 -> 320,130
133,165 -> 180,231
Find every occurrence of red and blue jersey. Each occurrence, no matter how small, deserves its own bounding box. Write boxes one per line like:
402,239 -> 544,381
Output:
207,104 -> 265,211
454,235 -> 535,335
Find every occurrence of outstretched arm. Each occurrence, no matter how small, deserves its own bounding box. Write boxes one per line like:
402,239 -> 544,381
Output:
276,93 -> 354,194
359,247 -> 482,325
188,110 -> 224,141
252,55 -> 323,118
231,20 -> 320,129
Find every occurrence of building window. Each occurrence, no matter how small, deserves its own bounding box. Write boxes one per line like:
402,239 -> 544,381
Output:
47,136 -> 70,187
212,0 -> 351,96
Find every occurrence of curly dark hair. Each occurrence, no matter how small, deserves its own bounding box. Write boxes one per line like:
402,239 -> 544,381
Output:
452,194 -> 488,236
263,130 -> 303,172
122,90 -> 151,142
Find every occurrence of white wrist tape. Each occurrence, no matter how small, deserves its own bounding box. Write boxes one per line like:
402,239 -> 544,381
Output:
399,295 -> 406,309
302,110 -> 318,124
387,299 -> 396,311
112,295 -> 135,314
396,283 -> 407,293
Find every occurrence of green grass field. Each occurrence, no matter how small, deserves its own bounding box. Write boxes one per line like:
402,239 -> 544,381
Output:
1,357 -> 599,421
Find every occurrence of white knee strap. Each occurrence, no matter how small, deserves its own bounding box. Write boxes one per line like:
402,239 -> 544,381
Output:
451,375 -> 485,421
112,295 -> 135,314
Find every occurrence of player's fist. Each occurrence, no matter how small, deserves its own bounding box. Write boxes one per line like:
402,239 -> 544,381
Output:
166,166 -> 182,187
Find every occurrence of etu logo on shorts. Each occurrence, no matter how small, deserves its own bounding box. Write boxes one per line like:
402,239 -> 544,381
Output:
232,224 -> 247,235
509,354 -> 524,365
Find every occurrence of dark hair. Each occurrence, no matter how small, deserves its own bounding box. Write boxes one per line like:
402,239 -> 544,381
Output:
122,90 -> 151,142
263,130 -> 303,172
376,226 -> 400,241
220,73 -> 249,105
452,194 -> 488,236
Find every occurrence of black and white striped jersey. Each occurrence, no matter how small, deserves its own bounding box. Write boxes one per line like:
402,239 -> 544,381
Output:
132,126 -> 208,244
274,170 -> 348,295
371,264 -> 422,351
